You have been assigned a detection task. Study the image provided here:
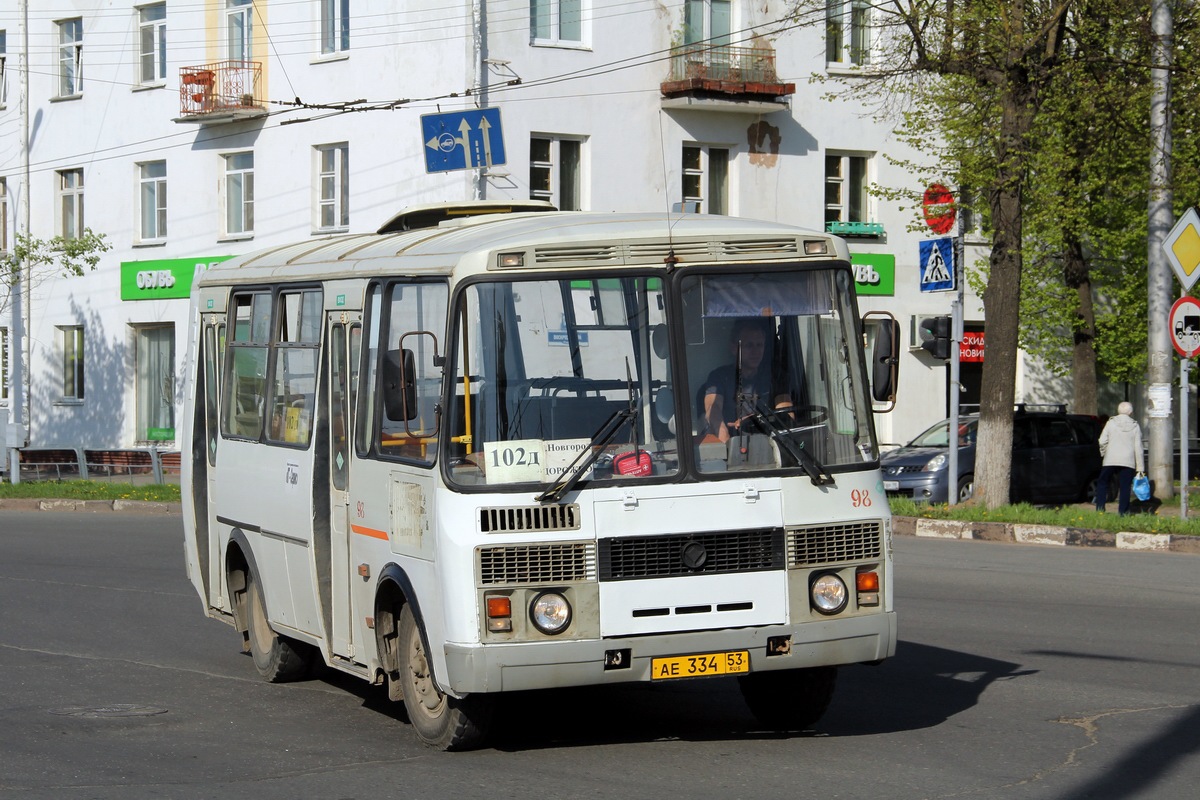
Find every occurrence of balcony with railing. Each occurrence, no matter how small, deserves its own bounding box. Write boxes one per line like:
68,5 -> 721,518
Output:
661,44 -> 794,112
176,61 -> 266,123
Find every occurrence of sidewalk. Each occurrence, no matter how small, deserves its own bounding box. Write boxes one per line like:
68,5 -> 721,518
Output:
893,515 -> 1200,555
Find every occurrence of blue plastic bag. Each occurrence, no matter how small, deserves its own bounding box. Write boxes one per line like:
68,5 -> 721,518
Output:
1132,472 -> 1151,502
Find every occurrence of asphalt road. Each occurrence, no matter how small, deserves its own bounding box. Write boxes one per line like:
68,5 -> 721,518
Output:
0,511 -> 1197,799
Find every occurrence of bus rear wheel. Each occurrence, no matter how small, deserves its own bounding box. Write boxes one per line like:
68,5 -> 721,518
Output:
396,604 -> 492,751
738,666 -> 837,731
245,569 -> 312,682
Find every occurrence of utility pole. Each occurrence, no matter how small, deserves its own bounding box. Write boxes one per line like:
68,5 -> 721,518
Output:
1147,0 -> 1174,500
7,0 -> 30,483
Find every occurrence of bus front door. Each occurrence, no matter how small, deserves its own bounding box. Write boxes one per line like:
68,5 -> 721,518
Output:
326,316 -> 360,659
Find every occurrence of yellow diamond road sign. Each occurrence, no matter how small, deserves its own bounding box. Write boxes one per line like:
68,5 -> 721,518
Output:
1163,207 -> 1200,293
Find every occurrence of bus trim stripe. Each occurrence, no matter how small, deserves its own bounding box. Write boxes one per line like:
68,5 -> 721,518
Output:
351,524 -> 389,541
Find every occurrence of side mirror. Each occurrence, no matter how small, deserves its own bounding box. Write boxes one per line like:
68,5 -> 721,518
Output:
383,348 -> 418,421
864,312 -> 899,411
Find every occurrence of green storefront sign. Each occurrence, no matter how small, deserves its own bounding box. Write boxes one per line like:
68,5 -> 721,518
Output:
120,256 -> 235,301
850,253 -> 896,296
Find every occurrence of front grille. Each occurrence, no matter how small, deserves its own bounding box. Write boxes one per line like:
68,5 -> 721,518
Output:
477,542 -> 596,586
599,529 -> 784,581
787,520 -> 883,567
884,464 -> 924,475
479,504 -> 580,533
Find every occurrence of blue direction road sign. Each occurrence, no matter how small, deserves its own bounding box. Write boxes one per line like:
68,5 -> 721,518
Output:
918,236 -> 956,293
421,108 -> 506,174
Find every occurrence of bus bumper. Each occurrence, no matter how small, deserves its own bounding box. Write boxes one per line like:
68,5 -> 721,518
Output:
442,611 -> 896,695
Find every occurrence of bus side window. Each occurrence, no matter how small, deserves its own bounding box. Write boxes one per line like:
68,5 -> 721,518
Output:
266,290 -> 320,447
223,292 -> 270,440
373,282 -> 448,464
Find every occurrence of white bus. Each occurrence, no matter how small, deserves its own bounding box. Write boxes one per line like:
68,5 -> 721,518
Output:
181,204 -> 900,750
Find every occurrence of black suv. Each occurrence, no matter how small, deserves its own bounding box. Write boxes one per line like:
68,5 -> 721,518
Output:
882,405 -> 1104,505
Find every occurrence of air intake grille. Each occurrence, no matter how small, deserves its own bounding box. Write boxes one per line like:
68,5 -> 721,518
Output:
599,529 -> 784,581
480,504 -> 580,533
530,238 -> 802,267
478,542 -> 596,586
787,520 -> 883,567
719,238 -> 801,256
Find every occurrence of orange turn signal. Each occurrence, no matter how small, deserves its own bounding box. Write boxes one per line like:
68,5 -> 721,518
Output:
486,596 -> 512,618
856,571 -> 880,592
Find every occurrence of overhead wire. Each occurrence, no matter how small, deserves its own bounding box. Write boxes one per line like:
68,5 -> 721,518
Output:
0,5 -> 826,175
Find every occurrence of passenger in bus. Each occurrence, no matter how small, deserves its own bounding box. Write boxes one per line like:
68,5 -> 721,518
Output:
700,318 -> 792,444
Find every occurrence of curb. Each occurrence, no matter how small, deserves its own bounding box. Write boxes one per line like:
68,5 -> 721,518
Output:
0,498 -> 182,514
895,515 -> 1200,555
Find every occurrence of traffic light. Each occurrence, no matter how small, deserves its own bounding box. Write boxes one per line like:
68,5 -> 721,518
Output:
919,315 -> 952,360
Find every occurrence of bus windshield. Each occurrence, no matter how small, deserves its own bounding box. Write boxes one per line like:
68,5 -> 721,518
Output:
445,265 -> 876,490
681,267 -> 877,474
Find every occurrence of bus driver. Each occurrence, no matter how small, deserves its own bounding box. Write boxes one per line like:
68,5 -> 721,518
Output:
701,318 -> 791,444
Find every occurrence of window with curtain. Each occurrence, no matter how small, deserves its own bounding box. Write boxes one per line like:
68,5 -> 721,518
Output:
138,4 -> 167,84
139,161 -> 167,240
59,325 -> 85,400
136,325 -> 176,441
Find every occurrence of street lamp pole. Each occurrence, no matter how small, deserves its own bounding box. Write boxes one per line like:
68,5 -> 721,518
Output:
7,0 -> 30,484
1147,0 -> 1174,500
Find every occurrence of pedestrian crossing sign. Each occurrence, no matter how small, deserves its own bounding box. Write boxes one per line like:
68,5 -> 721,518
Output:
919,237 -> 956,293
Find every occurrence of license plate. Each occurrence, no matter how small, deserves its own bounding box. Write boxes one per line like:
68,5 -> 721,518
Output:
883,480 -> 899,491
651,650 -> 750,680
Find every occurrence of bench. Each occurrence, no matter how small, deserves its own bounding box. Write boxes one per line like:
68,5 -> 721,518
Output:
160,450 -> 182,476
83,448 -> 163,484
18,448 -> 84,482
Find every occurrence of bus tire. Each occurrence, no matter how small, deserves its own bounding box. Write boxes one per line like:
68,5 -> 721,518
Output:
738,666 -> 837,731
245,568 -> 312,683
396,604 -> 491,751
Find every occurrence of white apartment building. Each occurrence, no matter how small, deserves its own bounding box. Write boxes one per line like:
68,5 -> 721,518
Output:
0,0 -> 992,457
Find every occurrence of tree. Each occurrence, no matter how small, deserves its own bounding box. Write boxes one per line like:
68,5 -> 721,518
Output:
798,0 -> 1074,507
1,229 -> 111,316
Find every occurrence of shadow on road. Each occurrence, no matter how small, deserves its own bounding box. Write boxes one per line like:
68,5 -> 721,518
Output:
316,639 -> 1035,751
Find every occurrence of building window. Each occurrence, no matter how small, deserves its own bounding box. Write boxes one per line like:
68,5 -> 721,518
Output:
226,0 -> 253,62
1,177 -> 8,254
530,136 -> 583,211
59,325 -> 85,401
826,0 -> 871,65
136,325 -> 176,442
684,0 -> 731,45
315,143 -> 349,230
681,145 -> 728,215
138,4 -> 167,85
531,0 -> 583,45
138,161 -> 167,241
321,0 -> 350,54
1,30 -> 8,109
825,153 -> 869,227
58,169 -> 85,240
223,152 -> 254,236
58,18 -> 83,97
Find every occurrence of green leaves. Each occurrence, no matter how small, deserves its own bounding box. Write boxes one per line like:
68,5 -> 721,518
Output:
2,228 -> 111,286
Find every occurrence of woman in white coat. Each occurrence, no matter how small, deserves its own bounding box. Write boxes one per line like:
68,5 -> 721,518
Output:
1095,402 -> 1144,515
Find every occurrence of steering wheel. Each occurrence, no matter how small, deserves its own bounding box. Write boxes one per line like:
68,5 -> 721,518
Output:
772,404 -> 829,425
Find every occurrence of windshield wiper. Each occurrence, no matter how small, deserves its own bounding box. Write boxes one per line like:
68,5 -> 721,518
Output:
535,362 -> 639,504
534,407 -> 636,503
747,401 -> 836,487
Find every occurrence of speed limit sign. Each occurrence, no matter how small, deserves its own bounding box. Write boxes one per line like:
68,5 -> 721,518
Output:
1169,296 -> 1200,358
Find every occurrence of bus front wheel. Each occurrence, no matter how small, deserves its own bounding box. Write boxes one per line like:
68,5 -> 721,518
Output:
245,569 -> 312,682
738,666 -> 837,731
396,604 -> 492,750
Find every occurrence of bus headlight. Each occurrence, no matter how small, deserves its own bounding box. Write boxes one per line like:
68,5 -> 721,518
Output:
811,574 -> 848,615
529,592 -> 572,634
